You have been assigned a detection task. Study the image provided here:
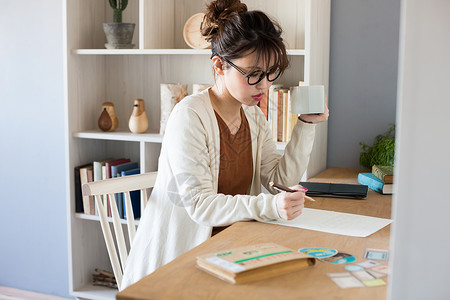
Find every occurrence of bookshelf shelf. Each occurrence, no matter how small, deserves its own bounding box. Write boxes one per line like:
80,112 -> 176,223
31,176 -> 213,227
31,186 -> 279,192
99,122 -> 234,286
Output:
73,130 -> 289,150
73,48 -> 211,55
73,130 -> 164,143
73,49 -> 306,56
64,0 -> 329,299
71,284 -> 117,300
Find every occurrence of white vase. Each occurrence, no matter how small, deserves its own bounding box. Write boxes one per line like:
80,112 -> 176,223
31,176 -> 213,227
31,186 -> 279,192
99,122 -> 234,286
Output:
160,84 -> 187,134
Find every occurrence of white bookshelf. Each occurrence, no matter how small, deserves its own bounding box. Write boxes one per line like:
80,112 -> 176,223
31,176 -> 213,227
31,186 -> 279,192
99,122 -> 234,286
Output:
64,0 -> 330,298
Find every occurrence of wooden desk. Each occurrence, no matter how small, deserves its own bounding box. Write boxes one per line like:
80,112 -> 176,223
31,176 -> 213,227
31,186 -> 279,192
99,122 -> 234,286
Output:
117,167 -> 392,300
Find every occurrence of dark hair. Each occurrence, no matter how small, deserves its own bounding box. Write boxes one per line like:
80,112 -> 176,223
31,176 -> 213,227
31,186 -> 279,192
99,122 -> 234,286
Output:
201,0 -> 289,74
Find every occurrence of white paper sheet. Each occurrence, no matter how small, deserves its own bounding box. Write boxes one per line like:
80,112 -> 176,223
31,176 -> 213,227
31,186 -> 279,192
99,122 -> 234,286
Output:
265,208 -> 392,237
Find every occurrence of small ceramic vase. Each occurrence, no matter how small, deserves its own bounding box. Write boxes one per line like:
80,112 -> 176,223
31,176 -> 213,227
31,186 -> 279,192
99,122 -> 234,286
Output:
160,83 -> 188,134
129,99 -> 149,133
98,102 -> 119,132
192,83 -> 212,94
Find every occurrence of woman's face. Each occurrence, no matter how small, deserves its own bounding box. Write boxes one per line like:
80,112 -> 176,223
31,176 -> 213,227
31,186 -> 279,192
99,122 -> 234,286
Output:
221,51 -> 275,106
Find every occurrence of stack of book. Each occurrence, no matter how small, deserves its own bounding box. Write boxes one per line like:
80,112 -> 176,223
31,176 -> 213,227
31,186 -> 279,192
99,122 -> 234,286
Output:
74,158 -> 141,219
358,165 -> 394,195
258,83 -> 300,143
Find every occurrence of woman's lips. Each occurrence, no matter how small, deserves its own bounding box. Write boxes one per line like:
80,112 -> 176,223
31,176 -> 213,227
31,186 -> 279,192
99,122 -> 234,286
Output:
252,93 -> 264,101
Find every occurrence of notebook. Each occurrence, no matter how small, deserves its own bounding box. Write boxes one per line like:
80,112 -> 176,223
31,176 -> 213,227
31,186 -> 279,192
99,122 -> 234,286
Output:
299,182 -> 368,199
196,243 -> 315,284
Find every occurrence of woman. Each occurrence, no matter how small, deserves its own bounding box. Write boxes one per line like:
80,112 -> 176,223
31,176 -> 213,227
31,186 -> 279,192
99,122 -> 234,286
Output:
122,0 -> 329,289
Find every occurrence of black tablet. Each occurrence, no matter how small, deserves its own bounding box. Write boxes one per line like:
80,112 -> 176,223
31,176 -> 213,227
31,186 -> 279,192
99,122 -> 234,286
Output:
299,182 -> 368,200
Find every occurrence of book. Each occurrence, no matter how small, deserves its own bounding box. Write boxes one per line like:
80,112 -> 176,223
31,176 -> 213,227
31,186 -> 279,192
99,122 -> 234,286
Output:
268,84 -> 283,141
266,86 -> 299,143
79,164 -> 93,214
196,243 -> 315,284
93,158 -> 114,215
121,168 -> 141,219
93,158 -> 114,182
111,161 -> 138,179
111,161 -> 139,218
74,163 -> 92,213
277,89 -> 289,142
105,158 -> 131,216
285,89 -> 298,142
282,90 -> 289,142
105,158 -> 131,179
358,173 -> 393,195
87,167 -> 95,215
372,165 -> 394,184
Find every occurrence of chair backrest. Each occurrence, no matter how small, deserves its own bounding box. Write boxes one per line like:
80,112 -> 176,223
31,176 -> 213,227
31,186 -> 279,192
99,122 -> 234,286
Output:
82,172 -> 157,290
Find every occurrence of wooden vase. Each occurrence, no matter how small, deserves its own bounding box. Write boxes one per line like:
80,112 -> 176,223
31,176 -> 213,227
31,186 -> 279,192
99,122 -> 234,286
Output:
98,102 -> 118,132
129,99 -> 149,133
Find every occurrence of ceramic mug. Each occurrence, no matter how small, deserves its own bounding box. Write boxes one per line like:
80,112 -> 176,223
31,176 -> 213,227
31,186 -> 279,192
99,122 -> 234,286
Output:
290,85 -> 325,114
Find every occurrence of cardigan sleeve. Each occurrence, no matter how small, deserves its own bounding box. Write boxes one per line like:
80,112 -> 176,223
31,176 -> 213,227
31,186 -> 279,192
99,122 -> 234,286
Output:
163,103 -> 280,227
258,114 -> 316,194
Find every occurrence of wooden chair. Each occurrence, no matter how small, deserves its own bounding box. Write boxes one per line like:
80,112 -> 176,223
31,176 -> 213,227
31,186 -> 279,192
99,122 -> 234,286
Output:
82,172 -> 157,290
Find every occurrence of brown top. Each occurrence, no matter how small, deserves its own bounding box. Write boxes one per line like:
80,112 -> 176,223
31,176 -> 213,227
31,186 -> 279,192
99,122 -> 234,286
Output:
212,107 -> 253,235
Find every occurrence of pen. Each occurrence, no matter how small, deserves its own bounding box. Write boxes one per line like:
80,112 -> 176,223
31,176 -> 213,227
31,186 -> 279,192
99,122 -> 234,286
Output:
269,181 -> 316,202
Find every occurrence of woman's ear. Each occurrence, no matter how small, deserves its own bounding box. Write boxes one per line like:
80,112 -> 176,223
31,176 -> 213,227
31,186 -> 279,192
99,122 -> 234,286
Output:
211,56 -> 224,76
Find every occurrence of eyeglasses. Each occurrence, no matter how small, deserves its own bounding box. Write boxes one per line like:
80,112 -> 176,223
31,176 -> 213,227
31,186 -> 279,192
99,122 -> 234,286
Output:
220,56 -> 282,86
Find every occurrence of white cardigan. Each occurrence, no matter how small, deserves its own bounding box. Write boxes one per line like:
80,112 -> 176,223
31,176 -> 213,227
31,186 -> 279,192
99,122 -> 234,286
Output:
121,89 -> 316,289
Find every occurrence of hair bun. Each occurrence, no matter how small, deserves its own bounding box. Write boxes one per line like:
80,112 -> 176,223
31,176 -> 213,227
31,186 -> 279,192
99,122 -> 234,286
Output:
202,0 -> 247,41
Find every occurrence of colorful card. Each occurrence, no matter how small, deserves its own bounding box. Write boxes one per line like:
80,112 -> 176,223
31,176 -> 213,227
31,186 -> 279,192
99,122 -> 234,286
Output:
344,265 -> 364,272
327,272 -> 364,288
298,247 -> 338,258
366,269 -> 386,278
357,260 -> 380,268
352,270 -> 376,281
362,279 -> 386,287
320,252 -> 356,264
364,248 -> 389,261
371,264 -> 390,275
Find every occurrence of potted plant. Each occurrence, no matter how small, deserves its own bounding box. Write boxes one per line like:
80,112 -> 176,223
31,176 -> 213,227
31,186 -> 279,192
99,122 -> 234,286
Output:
103,0 -> 135,49
359,124 -> 396,169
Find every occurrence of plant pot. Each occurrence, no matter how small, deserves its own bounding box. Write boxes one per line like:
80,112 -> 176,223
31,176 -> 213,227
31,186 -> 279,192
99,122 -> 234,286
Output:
103,23 -> 135,49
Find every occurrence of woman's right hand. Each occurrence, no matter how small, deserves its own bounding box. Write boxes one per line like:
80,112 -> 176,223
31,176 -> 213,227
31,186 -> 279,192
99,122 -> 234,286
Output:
275,186 -> 306,220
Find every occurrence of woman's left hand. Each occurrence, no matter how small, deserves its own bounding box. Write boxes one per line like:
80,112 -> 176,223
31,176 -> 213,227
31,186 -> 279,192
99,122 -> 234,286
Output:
299,103 -> 329,124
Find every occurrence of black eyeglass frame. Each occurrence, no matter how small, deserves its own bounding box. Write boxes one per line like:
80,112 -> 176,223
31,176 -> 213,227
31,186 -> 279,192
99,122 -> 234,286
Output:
219,56 -> 282,86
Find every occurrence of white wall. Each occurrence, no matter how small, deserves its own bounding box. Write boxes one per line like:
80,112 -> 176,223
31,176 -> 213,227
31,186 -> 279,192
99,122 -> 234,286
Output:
0,0 -> 69,298
389,0 -> 450,299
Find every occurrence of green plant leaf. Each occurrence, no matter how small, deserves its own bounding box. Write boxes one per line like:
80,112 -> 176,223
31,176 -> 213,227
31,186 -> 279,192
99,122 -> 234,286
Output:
359,124 -> 396,169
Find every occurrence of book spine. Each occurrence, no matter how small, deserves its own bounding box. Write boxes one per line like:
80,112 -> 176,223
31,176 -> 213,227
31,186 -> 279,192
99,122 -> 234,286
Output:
382,184 -> 393,195
79,166 -> 91,214
271,90 -> 279,142
74,167 -> 84,213
269,85 -> 283,142
277,91 -> 284,142
93,161 -> 103,182
268,89 -> 273,126
87,168 -> 95,215
121,169 -> 141,220
282,91 -> 288,142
